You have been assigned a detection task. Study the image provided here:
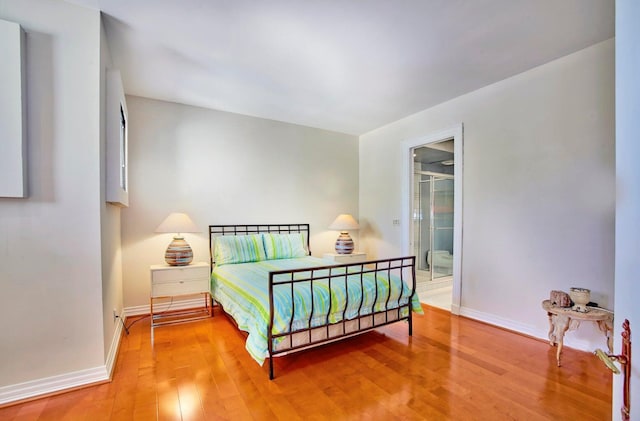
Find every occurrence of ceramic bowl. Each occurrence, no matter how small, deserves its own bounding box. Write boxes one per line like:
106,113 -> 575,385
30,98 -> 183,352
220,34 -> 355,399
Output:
569,287 -> 591,312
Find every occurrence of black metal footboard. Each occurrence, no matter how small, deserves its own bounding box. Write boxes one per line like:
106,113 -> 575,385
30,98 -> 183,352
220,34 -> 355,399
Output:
267,256 -> 416,379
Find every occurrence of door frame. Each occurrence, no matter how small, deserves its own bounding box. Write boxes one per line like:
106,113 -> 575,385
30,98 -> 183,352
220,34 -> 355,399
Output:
401,124 -> 463,314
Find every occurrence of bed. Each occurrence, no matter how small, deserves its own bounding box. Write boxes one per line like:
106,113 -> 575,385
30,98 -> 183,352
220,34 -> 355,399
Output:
209,224 -> 422,379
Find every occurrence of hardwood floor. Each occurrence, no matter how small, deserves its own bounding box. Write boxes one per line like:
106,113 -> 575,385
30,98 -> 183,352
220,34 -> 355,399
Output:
0,305 -> 612,420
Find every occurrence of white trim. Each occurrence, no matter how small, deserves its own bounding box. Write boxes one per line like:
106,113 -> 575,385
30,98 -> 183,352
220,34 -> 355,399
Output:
401,124 -> 464,315
0,311 -> 128,405
105,310 -> 125,378
124,297 -> 208,318
459,306 -> 539,338
458,306 -> 595,353
0,298 -> 206,405
0,366 -> 109,406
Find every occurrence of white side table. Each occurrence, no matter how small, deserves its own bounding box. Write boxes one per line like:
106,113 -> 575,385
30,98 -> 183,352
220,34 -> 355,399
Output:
322,252 -> 367,264
150,262 -> 211,341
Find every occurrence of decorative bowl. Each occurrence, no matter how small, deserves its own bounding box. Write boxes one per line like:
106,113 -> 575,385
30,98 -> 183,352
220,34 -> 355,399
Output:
569,287 -> 591,312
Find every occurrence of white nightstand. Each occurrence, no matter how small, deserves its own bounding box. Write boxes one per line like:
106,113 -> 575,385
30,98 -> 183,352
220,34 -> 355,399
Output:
322,252 -> 367,264
150,262 -> 212,340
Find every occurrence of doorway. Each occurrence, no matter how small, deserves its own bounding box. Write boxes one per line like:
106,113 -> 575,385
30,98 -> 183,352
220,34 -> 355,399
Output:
413,144 -> 454,309
401,124 -> 463,314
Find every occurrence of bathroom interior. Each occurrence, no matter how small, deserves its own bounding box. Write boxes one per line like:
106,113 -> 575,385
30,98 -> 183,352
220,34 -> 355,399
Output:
413,140 -> 454,310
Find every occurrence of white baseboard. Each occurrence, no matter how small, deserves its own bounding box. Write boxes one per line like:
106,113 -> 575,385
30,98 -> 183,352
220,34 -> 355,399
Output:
0,366 -> 109,406
0,311 -> 127,406
105,310 -> 125,378
458,305 -> 596,352
451,303 -> 461,315
124,297 -> 208,318
459,306 -> 540,337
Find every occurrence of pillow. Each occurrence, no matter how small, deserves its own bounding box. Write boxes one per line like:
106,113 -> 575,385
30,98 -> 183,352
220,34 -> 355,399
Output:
214,234 -> 266,266
263,232 -> 308,260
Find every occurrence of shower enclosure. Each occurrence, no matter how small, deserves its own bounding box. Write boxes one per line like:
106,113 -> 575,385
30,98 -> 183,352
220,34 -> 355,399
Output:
413,172 -> 454,282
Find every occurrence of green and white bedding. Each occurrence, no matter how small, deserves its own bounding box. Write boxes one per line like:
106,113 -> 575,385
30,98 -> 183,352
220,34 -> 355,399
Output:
211,256 -> 422,365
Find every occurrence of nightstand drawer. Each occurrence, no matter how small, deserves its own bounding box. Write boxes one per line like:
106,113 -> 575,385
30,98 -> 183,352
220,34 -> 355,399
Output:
323,252 -> 367,263
152,277 -> 209,297
152,266 -> 209,283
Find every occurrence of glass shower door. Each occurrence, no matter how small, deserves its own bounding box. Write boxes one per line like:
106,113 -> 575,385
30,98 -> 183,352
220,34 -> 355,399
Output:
417,177 -> 431,272
431,177 -> 454,279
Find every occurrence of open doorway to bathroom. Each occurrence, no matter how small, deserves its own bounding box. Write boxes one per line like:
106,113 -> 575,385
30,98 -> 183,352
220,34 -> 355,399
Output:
413,142 -> 454,310
401,124 -> 462,314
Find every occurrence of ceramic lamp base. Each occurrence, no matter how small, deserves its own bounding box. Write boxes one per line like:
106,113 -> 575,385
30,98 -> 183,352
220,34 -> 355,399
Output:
334,232 -> 354,254
165,236 -> 193,266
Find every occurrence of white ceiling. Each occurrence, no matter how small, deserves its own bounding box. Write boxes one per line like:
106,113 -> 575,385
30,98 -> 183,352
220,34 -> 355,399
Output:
67,0 -> 614,135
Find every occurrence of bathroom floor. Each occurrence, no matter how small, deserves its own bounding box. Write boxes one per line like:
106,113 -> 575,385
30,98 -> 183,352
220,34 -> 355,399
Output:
415,270 -> 453,311
418,285 -> 452,311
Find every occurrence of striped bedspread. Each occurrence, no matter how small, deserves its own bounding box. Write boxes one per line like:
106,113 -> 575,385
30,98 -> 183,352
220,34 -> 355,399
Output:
211,256 -> 422,365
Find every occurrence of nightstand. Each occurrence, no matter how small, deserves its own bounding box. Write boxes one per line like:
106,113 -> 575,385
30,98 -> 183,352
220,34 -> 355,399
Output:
322,252 -> 367,263
150,262 -> 212,341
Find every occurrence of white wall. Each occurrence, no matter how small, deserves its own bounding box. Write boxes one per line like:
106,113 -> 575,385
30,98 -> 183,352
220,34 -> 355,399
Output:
0,0 -> 106,392
360,39 -> 615,351
614,0 -> 640,417
99,18 -> 124,368
122,97 -> 359,309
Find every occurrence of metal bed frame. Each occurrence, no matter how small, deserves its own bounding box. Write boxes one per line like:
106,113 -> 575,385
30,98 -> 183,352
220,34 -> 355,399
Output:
209,224 -> 416,379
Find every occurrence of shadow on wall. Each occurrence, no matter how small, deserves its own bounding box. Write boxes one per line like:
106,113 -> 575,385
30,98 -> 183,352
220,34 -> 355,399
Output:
27,31 -> 55,202
359,219 -> 381,240
359,219 -> 382,254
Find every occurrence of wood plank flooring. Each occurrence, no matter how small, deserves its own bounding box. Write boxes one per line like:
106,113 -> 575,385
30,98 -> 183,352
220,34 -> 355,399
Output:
0,305 -> 612,420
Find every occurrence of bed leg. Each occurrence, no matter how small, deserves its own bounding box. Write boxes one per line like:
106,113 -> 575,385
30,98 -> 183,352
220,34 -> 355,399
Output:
409,312 -> 413,336
269,357 -> 274,380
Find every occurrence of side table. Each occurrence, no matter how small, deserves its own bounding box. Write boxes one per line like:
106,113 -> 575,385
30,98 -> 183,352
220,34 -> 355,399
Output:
150,262 -> 212,342
541,299 -> 613,367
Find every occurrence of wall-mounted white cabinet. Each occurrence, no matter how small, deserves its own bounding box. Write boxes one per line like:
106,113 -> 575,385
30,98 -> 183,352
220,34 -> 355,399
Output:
0,19 -> 27,198
106,69 -> 129,207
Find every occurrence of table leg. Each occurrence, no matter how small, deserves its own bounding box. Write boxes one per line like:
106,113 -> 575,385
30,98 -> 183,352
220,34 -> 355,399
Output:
597,318 -> 614,354
150,297 -> 154,344
546,312 -> 557,346
549,314 -> 571,367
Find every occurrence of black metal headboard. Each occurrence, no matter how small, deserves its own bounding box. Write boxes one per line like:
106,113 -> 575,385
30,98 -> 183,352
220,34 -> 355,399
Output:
209,224 -> 311,269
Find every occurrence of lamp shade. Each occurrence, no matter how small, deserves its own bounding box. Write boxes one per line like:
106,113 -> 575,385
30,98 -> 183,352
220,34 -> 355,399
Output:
155,212 -> 199,234
155,213 -> 199,266
329,214 -> 360,231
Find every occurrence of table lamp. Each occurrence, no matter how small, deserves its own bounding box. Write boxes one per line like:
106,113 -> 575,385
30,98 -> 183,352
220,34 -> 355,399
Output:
329,214 -> 360,254
155,212 -> 200,265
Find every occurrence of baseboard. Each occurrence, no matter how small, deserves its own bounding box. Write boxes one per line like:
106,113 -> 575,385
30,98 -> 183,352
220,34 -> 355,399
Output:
450,303 -> 461,315
0,311 -> 127,406
459,306 -> 539,336
458,305 -> 596,352
124,297 -> 208,318
0,366 -> 109,406
105,310 -> 125,378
